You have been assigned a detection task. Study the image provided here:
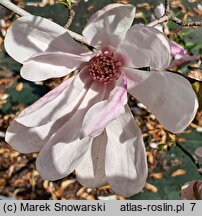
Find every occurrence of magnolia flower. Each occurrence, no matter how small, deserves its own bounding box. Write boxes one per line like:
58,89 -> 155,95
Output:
5,4 -> 198,197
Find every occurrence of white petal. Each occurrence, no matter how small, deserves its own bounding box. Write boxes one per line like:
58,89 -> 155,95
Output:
36,128 -> 92,181
16,67 -> 91,127
76,131 -> 108,188
83,4 -> 135,49
105,105 -> 148,197
124,68 -> 198,133
118,24 -> 171,69
36,81 -> 107,180
20,52 -> 92,81
5,114 -> 69,154
5,15 -> 88,63
86,4 -> 122,25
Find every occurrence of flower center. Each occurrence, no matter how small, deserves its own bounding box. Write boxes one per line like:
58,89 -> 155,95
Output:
88,51 -> 122,84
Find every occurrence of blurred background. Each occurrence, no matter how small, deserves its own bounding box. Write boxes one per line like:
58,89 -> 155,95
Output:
0,0 -> 202,200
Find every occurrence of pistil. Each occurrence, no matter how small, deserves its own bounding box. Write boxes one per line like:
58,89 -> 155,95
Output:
88,51 -> 122,84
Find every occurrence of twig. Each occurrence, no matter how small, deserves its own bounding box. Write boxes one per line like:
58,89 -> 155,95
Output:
148,0 -> 202,27
176,142 -> 201,171
0,0 -> 30,16
172,16 -> 202,27
165,0 -> 170,12
0,0 -> 88,46
147,12 -> 172,27
64,8 -> 75,29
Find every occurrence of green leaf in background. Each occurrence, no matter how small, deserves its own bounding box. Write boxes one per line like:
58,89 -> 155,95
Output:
1,81 -> 48,114
25,4 -> 69,26
0,51 -> 21,74
182,28 -> 202,55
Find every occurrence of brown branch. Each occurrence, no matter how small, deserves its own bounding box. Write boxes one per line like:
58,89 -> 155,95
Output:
148,0 -> 202,27
165,0 -> 170,12
147,12 -> 172,27
172,16 -> 202,27
64,8 -> 75,29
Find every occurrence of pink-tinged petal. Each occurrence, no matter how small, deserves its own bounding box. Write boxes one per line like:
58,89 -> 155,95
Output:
105,105 -> 148,197
20,77 -> 74,116
36,80 -> 107,180
124,68 -> 198,133
82,4 -> 135,49
20,51 -> 92,81
16,67 -> 92,127
80,75 -> 128,138
6,73 -> 91,153
118,25 -> 171,69
5,113 -> 70,154
76,130 -> 108,188
5,15 -> 88,63
6,70 -> 103,154
170,41 -> 188,57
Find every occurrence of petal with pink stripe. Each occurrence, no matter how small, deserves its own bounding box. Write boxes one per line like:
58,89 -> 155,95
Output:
16,67 -> 92,127
80,75 -> 128,138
